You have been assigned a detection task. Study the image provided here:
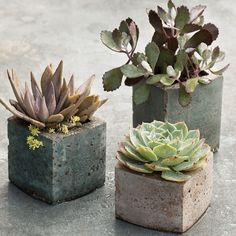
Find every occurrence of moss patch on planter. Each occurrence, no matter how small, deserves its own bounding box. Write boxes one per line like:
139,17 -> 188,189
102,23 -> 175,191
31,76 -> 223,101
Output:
8,117 -> 106,204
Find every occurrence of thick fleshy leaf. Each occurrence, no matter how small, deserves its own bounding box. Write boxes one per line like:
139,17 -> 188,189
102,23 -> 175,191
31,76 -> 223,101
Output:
123,143 -> 148,162
0,97 -> 45,128
186,156 -> 207,171
124,76 -> 143,86
210,64 -> 229,75
185,78 -> 199,93
102,67 -> 123,91
167,37 -> 178,52
182,24 -> 201,33
47,114 -> 64,123
133,83 -> 150,105
30,72 -> 42,100
45,81 -> 56,115
189,5 -> 206,23
24,85 -> 37,120
121,64 -> 146,78
152,31 -> 167,47
136,145 -> 158,161
38,96 -> 49,122
168,0 -> 175,10
41,65 -> 53,96
211,46 -> 220,61
146,74 -> 165,85
148,10 -> 165,34
7,70 -> 25,111
198,76 -> 211,85
178,84 -> 192,107
203,23 -> 219,41
175,50 -> 188,71
160,76 -> 175,86
100,31 -> 122,52
161,170 -> 191,182
145,161 -> 170,171
175,122 -> 188,138
157,48 -> 175,71
161,155 -> 189,166
132,52 -> 146,66
166,65 -> 177,77
157,6 -> 169,23
129,21 -> 139,49
130,129 -> 144,146
153,144 -> 177,158
184,29 -> 213,49
175,6 -> 190,30
186,129 -> 200,140
68,75 -> 75,96
51,60 -> 63,102
112,29 -> 122,49
145,42 -> 160,71
116,152 -> 153,174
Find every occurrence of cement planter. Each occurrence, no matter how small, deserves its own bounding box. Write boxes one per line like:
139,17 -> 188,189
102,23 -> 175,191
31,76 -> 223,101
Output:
8,117 -> 106,204
115,152 -> 213,233
133,77 -> 223,151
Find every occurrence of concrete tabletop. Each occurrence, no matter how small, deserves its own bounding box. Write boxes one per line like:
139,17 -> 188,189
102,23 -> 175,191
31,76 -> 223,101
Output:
0,0 -> 235,235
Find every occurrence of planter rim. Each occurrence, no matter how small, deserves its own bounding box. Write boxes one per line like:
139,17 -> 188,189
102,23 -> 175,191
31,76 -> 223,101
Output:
8,116 -> 105,139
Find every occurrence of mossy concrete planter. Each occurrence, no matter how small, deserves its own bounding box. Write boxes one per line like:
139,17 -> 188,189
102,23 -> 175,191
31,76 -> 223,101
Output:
133,77 -> 223,151
115,152 -> 213,233
8,117 -> 106,204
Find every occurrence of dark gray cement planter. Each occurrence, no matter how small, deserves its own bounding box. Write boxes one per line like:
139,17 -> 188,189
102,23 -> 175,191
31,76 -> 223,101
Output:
133,77 -> 223,151
115,152 -> 213,233
8,117 -> 106,204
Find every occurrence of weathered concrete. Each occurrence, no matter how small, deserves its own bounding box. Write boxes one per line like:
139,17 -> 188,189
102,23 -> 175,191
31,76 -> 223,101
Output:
133,77 -> 223,151
0,0 -> 235,235
8,117 -> 106,204
115,152 -> 213,233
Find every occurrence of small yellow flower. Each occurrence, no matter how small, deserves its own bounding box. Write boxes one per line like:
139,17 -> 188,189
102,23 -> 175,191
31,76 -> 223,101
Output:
28,124 -> 40,136
60,124 -> 69,134
70,116 -> 80,124
48,128 -> 56,134
26,136 -> 43,150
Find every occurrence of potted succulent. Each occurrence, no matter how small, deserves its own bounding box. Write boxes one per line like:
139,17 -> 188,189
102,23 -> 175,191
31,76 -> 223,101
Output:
0,61 -> 107,204
101,0 -> 228,151
115,120 -> 213,233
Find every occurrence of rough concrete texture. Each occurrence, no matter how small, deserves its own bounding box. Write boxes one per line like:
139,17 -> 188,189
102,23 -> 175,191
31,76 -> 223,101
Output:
8,117 -> 106,204
115,153 -> 213,233
0,0 -> 235,235
133,77 -> 223,151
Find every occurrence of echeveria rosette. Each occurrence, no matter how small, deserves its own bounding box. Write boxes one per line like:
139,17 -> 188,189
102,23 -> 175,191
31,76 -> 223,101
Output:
116,120 -> 211,182
101,0 -> 229,107
0,61 -> 107,129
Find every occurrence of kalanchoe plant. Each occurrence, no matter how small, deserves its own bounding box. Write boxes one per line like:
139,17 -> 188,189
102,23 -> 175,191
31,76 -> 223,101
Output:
117,120 -> 211,182
0,61 -> 107,149
101,0 -> 229,106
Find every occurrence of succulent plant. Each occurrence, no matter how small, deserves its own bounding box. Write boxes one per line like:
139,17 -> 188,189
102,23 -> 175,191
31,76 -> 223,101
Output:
117,120 -> 211,182
101,1 -> 228,106
0,61 -> 107,129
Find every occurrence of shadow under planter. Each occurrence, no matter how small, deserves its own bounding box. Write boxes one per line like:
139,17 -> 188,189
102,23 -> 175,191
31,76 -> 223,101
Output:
133,77 -> 223,151
115,152 -> 213,233
8,117 -> 106,204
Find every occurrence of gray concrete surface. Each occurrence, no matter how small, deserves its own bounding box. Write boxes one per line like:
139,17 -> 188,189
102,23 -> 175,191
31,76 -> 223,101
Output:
0,0 -> 235,235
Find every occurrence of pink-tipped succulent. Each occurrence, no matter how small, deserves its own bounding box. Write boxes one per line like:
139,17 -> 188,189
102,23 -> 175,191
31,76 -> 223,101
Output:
0,61 -> 107,128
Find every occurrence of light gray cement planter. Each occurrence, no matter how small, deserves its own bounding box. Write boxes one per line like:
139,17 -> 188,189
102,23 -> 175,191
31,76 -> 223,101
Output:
8,117 -> 106,204
115,152 -> 213,233
133,77 -> 223,151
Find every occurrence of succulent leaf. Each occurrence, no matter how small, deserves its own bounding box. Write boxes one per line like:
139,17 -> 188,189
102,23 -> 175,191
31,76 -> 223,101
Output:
133,83 -> 150,105
175,6 -> 190,30
153,144 -> 177,158
178,84 -> 192,107
185,78 -> 199,93
145,42 -> 160,71
161,170 -> 191,182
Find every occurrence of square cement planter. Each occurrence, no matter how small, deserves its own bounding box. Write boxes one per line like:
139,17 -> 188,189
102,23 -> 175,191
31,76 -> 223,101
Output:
133,77 -> 223,151
115,152 -> 213,233
8,117 -> 106,204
